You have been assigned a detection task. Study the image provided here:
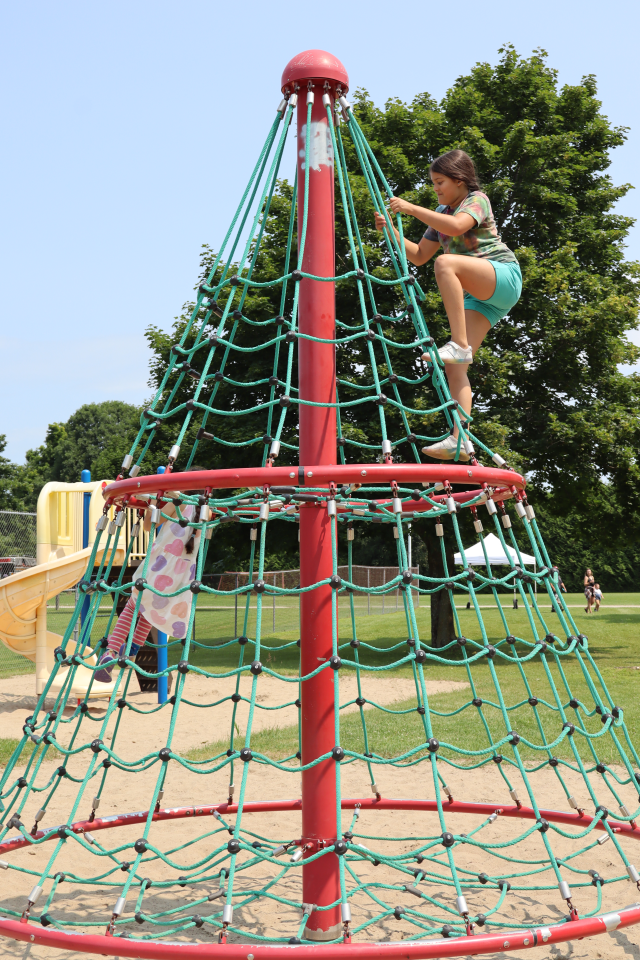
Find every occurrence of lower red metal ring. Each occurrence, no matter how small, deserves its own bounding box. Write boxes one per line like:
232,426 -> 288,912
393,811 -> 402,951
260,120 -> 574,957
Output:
1,798 -> 638,958
2,905 -> 639,959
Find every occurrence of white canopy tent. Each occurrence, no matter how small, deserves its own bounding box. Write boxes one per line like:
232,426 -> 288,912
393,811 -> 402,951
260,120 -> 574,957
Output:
454,532 -> 537,595
454,533 -> 536,569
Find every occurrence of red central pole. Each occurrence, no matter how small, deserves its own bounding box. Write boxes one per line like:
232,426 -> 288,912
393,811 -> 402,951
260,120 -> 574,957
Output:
281,49 -> 349,942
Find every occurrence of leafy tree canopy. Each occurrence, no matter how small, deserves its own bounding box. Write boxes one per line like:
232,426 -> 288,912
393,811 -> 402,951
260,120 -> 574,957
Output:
50,402 -> 141,483
143,46 -> 639,586
1,402 -> 141,512
349,45 -> 640,519
0,435 -> 23,511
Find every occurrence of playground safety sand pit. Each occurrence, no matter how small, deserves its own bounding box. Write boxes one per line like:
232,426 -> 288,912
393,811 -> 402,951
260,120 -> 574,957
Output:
0,672 -> 466,745
1,674 -> 639,960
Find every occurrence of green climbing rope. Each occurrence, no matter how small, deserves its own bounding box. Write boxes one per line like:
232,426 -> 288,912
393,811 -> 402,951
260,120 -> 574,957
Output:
1,91 -> 639,953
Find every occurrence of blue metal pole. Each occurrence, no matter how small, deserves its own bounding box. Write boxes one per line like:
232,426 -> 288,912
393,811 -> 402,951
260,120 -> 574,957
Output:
155,466 -> 168,704
157,631 -> 168,704
80,469 -> 91,630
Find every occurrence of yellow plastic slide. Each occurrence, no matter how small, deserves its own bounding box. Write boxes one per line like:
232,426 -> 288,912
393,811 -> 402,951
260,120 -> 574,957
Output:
0,481 -> 133,698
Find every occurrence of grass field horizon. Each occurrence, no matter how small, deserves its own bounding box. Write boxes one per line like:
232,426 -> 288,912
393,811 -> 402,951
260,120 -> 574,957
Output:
2,590 -> 639,772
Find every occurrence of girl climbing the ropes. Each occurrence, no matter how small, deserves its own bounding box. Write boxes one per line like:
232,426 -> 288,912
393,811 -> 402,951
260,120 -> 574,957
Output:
374,149 -> 522,460
95,481 -> 203,682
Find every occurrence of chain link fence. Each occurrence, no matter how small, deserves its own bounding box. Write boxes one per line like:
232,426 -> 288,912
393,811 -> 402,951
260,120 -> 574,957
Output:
213,565 -> 421,637
0,510 -> 37,677
0,527 -> 420,679
0,509 -> 36,578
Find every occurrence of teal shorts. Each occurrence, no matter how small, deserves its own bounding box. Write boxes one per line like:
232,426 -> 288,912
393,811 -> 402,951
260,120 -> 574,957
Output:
464,260 -> 522,328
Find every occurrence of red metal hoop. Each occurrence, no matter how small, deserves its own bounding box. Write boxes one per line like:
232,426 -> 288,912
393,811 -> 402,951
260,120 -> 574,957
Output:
103,463 -> 525,511
2,798 -> 638,858
1,799 -> 638,959
3,908 -> 640,959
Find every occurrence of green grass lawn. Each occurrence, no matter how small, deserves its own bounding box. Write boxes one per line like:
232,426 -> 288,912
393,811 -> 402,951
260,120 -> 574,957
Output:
0,738 -> 60,768
184,594 -> 640,770
2,591 -> 639,771
0,738 -> 25,767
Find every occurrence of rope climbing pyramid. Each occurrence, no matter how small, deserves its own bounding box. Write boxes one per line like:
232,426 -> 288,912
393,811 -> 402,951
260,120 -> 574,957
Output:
1,49 -> 640,958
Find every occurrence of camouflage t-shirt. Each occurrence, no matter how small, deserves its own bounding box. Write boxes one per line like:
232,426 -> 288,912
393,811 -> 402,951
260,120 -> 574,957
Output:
423,191 -> 517,263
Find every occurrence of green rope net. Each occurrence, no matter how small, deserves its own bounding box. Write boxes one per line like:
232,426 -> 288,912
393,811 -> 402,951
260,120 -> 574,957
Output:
1,88 -> 640,957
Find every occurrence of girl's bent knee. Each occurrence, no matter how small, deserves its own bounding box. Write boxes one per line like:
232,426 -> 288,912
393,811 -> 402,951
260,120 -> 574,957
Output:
434,255 -> 454,277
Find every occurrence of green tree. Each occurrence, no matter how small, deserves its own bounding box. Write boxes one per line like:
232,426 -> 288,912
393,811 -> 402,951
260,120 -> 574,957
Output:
346,45 -> 640,636
0,429 -> 61,512
1,403 -> 141,512
353,46 -> 640,514
0,435 -> 20,511
525,494 -> 640,592
144,47 -> 640,633
49,402 -> 141,482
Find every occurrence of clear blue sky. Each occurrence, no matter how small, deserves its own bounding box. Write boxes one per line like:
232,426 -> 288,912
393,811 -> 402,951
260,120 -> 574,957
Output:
1,0 -> 638,463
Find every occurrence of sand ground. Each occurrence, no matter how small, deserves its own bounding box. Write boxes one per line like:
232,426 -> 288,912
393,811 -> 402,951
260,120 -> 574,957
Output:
1,672 -> 639,960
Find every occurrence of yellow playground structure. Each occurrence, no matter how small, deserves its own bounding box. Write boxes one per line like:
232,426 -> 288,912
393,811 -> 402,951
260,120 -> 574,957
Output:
0,479 -> 146,698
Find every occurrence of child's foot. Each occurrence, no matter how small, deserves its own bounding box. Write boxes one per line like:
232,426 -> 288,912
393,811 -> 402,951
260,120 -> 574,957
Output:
423,341 -> 473,365
94,653 -> 115,683
118,641 -> 141,661
422,435 -> 470,462
95,642 -> 141,682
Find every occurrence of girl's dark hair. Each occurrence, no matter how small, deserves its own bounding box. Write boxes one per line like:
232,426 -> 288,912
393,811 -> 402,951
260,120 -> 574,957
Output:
430,150 -> 481,191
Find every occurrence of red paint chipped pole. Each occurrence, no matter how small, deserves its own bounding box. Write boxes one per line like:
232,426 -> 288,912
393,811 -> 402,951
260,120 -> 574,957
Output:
280,49 -> 349,942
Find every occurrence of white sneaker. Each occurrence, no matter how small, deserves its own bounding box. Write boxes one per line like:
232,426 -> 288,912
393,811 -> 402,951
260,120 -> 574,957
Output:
422,341 -> 473,365
422,435 -> 470,462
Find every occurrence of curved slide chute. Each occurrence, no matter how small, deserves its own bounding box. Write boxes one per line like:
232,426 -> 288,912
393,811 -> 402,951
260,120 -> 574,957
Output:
0,480 -> 132,698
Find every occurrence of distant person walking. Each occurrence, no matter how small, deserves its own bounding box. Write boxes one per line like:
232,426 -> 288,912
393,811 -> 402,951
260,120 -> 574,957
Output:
593,583 -> 603,612
584,568 -> 596,614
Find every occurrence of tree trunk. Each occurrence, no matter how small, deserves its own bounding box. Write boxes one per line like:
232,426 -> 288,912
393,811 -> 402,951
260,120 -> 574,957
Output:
417,523 -> 456,648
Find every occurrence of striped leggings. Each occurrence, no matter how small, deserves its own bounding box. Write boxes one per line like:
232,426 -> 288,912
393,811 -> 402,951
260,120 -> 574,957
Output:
106,596 -> 152,654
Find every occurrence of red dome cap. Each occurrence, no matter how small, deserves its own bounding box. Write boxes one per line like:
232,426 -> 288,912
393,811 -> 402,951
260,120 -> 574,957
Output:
281,49 -> 349,94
